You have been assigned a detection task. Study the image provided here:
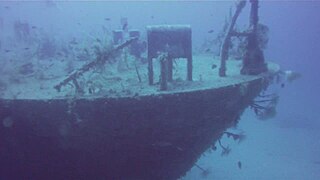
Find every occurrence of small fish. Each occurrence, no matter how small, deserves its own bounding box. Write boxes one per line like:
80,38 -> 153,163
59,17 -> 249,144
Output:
208,29 -> 214,33
284,70 -> 301,82
4,49 -> 11,53
104,17 -> 111,21
176,146 -> 183,151
281,83 -> 285,88
205,48 -> 211,53
211,64 -> 217,69
24,47 -> 30,50
4,6 -> 10,9
237,161 -> 242,169
96,38 -> 101,43
31,26 -> 37,29
77,22 -> 81,26
152,141 -> 172,148
150,15 -> 154,19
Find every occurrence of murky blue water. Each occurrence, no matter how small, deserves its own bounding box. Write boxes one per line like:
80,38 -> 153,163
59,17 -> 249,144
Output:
0,1 -> 319,179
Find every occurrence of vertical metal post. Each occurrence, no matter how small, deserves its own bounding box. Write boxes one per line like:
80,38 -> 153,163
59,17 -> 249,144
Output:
160,55 -> 168,91
187,56 -> 193,81
148,56 -> 153,85
167,57 -> 173,82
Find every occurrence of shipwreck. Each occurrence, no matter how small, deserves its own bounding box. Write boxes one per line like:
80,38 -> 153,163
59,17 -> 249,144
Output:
0,1 -> 281,179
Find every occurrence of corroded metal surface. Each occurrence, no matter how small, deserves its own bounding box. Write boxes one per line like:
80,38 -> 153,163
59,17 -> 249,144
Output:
0,63 -> 278,179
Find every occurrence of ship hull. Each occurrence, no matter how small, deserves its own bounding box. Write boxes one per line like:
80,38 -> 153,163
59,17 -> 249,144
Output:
0,76 -> 270,179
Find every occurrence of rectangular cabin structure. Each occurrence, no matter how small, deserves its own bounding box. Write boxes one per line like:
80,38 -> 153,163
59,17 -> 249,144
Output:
147,25 -> 192,85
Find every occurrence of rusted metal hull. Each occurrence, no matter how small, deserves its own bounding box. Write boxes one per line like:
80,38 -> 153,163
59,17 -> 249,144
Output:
0,76 -> 269,179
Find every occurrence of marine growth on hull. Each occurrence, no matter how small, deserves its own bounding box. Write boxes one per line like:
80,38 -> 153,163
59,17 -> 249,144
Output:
0,1 -> 298,180
0,1 -> 279,100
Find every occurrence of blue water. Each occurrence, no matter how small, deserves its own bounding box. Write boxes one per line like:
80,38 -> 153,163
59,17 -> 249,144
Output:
183,2 -> 320,179
1,1 -> 319,179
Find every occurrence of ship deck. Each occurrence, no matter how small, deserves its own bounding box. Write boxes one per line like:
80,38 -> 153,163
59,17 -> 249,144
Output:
0,55 -> 280,100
